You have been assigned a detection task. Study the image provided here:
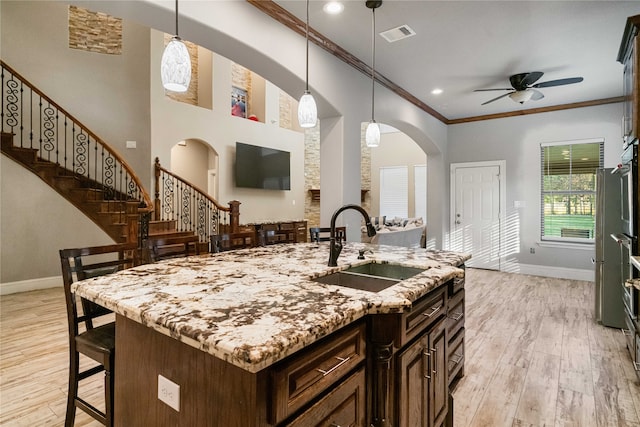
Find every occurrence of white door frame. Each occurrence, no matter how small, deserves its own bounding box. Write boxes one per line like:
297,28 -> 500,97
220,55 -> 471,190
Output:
450,160 -> 506,270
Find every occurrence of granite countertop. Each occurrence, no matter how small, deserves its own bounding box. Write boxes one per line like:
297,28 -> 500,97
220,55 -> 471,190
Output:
73,242 -> 470,373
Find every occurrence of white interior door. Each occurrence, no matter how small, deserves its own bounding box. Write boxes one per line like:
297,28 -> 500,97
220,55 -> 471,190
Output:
450,161 -> 504,270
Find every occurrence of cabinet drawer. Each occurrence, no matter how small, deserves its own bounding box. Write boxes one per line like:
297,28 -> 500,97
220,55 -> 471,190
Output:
449,274 -> 465,295
400,287 -> 446,346
624,309 -> 636,356
448,328 -> 464,386
447,290 -> 465,339
271,322 -> 366,424
285,367 -> 366,427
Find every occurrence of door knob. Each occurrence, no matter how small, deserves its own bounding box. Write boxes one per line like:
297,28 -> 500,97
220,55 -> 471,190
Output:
455,220 -> 461,224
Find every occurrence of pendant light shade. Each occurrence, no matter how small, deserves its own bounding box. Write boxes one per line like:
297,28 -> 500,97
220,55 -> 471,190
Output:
298,91 -> 318,128
366,120 -> 380,147
298,0 -> 317,128
365,1 -> 382,148
161,0 -> 191,93
161,36 -> 191,92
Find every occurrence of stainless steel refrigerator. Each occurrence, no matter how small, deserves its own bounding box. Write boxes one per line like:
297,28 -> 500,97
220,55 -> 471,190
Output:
595,168 -> 625,328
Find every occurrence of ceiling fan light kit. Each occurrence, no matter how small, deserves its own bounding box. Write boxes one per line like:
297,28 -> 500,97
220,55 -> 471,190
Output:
476,71 -> 584,106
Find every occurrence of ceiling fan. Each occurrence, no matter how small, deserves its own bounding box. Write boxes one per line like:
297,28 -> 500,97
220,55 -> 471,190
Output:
475,72 -> 584,105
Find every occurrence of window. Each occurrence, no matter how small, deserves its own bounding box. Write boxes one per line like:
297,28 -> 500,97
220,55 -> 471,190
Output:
414,165 -> 427,221
380,166 -> 408,218
540,139 -> 603,242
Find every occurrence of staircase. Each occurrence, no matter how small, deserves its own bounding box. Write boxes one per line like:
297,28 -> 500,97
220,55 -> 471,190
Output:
1,60 -> 240,250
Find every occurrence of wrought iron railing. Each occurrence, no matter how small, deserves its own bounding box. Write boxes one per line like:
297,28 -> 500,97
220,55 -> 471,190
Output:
1,60 -> 154,242
154,158 -> 240,243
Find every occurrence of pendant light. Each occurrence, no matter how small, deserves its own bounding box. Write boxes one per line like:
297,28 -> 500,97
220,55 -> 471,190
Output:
297,0 -> 318,128
365,1 -> 382,147
161,0 -> 191,93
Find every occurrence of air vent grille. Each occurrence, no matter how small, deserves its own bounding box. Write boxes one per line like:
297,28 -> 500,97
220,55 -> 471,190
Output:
380,25 -> 416,43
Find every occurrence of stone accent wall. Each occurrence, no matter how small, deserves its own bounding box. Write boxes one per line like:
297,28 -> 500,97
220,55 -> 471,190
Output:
163,34 -> 199,106
361,123 -> 371,214
68,6 -> 122,55
279,91 -> 294,130
304,124 -> 321,227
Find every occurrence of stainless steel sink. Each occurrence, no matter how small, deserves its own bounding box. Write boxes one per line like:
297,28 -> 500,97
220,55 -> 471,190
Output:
343,263 -> 425,281
312,262 -> 425,293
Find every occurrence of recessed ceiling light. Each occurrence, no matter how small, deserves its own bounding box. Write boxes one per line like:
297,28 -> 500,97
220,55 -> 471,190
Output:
323,2 -> 344,15
431,88 -> 443,95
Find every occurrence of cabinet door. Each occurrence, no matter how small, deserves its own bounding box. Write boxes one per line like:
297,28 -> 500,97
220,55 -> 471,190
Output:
428,317 -> 448,427
396,335 -> 429,427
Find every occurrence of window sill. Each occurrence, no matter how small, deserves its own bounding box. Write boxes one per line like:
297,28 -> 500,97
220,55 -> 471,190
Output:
537,240 -> 595,250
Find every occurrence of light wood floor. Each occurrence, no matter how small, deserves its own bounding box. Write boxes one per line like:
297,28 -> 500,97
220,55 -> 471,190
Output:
0,269 -> 638,426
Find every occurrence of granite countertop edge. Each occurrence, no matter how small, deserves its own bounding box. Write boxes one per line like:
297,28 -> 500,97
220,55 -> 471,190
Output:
73,243 -> 470,373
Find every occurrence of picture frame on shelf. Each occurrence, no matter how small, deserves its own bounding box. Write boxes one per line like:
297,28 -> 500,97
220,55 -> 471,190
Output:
231,86 -> 247,118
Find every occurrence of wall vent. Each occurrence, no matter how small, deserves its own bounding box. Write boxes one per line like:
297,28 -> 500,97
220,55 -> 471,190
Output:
380,25 -> 416,43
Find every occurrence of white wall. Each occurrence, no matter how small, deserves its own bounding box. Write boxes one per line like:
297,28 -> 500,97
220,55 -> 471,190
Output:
0,1 -> 151,285
448,103 -> 624,277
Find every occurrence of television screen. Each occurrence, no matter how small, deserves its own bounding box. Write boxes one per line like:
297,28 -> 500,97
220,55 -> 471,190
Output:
235,142 -> 291,190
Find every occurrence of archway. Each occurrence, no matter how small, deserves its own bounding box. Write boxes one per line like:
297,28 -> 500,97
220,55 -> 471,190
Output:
170,138 -> 219,199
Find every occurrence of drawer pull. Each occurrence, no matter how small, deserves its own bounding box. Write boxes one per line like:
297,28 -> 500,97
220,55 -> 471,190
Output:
622,328 -> 632,337
423,305 -> 442,318
316,356 -> 351,377
448,312 -> 463,321
634,361 -> 640,372
451,353 -> 463,365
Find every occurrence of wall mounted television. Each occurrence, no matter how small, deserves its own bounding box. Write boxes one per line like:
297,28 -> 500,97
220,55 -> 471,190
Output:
235,142 -> 291,190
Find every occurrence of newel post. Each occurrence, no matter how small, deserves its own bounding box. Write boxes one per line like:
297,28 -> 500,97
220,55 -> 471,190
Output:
229,200 -> 241,233
154,157 -> 161,221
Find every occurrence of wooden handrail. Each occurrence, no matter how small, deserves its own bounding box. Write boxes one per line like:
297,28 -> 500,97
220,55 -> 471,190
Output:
0,60 -> 153,213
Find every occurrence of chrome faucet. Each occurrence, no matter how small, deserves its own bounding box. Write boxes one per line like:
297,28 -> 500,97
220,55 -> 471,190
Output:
328,204 -> 377,267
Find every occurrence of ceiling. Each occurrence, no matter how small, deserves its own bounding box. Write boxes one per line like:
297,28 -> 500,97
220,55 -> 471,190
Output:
271,1 -> 640,122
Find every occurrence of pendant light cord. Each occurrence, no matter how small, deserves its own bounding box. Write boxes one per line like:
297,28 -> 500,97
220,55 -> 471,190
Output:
305,0 -> 310,92
175,0 -> 179,37
371,7 -> 376,121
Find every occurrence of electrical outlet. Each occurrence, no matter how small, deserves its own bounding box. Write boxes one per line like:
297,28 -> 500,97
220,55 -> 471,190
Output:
158,374 -> 180,412
530,247 -> 535,254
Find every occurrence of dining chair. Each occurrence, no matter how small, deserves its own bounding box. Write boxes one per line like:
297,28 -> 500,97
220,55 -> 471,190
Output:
259,229 -> 297,246
309,226 -> 346,243
146,234 -> 200,262
210,231 -> 256,252
59,242 -> 139,427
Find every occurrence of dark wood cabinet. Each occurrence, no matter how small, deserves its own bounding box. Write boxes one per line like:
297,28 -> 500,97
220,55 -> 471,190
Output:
618,15 -> 640,148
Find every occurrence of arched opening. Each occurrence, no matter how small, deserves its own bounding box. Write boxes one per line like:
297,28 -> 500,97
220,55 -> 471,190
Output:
170,139 -> 219,199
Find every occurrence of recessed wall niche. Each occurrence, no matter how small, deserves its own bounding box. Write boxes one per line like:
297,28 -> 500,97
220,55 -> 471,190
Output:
68,6 -> 122,55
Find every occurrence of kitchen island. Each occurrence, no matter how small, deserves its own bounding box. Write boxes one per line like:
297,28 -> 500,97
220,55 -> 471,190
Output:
73,242 -> 470,426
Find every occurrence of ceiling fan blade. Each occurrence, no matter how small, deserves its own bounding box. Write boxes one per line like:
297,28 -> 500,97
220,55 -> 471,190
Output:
474,88 -> 513,92
530,88 -> 544,101
521,71 -> 544,87
509,72 -> 543,90
481,92 -> 513,105
532,77 -> 584,88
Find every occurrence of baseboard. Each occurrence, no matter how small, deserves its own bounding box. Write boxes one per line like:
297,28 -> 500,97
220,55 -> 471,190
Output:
500,262 -> 594,282
0,276 -> 61,295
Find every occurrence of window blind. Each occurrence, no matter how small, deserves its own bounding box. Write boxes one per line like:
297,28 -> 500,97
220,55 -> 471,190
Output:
414,165 -> 427,221
380,166 -> 408,219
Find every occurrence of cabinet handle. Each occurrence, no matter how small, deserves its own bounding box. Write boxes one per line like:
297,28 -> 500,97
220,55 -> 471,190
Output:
316,356 -> 351,377
634,361 -> 640,372
621,328 -> 632,337
423,305 -> 442,318
448,311 -> 463,321
329,423 -> 341,427
451,353 -> 463,365
423,350 -> 431,381
431,348 -> 437,375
